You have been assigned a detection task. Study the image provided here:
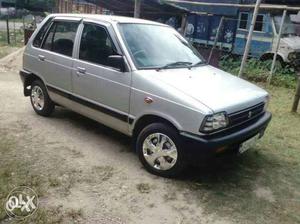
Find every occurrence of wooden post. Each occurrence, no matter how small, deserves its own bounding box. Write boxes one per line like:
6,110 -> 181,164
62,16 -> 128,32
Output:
292,72 -> 300,113
6,15 -> 10,45
208,16 -> 224,64
13,19 -> 16,45
180,14 -> 187,36
238,0 -> 262,77
134,0 -> 141,18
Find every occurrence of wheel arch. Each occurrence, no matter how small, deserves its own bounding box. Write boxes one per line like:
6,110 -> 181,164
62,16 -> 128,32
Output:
131,114 -> 181,139
23,72 -> 45,96
260,52 -> 284,63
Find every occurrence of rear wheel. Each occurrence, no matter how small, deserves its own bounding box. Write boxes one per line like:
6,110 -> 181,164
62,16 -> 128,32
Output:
136,123 -> 187,177
30,80 -> 55,117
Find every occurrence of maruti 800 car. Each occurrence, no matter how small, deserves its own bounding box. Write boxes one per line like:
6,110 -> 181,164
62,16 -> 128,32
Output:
20,14 -> 272,177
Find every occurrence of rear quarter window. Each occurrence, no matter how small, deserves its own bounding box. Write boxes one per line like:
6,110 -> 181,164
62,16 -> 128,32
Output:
33,17 -> 53,48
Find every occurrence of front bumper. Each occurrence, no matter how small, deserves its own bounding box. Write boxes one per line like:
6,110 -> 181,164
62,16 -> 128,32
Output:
180,112 -> 272,162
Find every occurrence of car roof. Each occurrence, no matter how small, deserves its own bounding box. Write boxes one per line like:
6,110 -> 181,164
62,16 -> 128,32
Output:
49,13 -> 167,26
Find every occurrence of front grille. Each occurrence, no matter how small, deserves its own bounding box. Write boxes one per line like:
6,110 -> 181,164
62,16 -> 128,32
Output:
228,102 -> 265,127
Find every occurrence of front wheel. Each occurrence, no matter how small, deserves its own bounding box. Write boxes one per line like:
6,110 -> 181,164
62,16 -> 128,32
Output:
136,123 -> 187,177
30,80 -> 55,117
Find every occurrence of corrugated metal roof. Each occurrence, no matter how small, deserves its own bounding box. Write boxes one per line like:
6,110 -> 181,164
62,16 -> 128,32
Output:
165,0 -> 300,15
166,0 -> 240,16
89,0 -> 188,17
264,0 -> 300,5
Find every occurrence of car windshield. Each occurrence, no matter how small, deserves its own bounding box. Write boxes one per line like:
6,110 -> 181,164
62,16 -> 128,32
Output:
118,23 -> 205,70
274,16 -> 297,36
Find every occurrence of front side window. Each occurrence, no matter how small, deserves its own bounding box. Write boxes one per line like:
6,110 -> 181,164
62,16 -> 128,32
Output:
239,13 -> 249,30
118,24 -> 204,69
79,24 -> 117,67
42,21 -> 79,57
254,15 -> 264,32
274,15 -> 297,36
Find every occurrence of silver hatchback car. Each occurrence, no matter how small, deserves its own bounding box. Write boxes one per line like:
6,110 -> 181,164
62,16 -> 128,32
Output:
20,14 -> 272,177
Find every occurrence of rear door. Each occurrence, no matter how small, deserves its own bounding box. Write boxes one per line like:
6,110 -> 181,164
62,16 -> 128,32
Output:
23,16 -> 53,83
39,18 -> 80,92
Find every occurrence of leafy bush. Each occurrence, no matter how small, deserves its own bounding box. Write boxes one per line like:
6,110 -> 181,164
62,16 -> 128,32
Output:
219,55 -> 298,89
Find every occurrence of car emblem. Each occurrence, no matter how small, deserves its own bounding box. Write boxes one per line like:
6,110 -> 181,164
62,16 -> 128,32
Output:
248,111 -> 252,118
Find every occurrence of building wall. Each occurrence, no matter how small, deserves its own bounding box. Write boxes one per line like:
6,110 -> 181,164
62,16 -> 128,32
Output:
56,0 -> 103,14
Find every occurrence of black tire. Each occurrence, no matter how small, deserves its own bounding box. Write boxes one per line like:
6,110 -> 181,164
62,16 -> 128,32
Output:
136,123 -> 187,178
30,80 -> 55,117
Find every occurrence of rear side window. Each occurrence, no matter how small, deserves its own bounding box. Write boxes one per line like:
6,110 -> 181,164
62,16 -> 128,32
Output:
42,21 -> 79,57
33,17 -> 53,48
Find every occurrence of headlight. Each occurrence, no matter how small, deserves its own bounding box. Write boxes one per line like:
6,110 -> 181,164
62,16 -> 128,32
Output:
200,112 -> 229,133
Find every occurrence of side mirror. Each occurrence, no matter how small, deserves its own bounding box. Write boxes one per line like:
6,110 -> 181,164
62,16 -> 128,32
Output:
107,55 -> 126,72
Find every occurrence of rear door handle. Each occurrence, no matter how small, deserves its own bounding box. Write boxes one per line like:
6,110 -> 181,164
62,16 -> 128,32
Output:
38,55 -> 45,61
76,67 -> 86,76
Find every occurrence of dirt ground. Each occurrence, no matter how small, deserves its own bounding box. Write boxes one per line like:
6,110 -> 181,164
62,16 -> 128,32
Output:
0,50 -> 299,224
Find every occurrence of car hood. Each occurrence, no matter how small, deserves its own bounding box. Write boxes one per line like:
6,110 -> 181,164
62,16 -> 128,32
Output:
150,65 -> 268,113
282,36 -> 300,50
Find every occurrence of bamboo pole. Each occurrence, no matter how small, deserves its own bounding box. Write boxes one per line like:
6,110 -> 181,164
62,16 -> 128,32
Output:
208,16 -> 224,64
268,10 -> 287,85
238,0 -> 262,77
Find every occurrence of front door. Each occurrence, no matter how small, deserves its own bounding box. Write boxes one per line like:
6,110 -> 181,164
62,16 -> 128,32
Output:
72,21 -> 131,132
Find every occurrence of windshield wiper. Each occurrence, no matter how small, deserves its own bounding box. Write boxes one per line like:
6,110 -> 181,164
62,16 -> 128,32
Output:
157,61 -> 192,70
190,61 -> 206,68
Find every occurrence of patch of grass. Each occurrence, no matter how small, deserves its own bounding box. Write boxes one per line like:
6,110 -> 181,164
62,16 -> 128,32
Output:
136,183 -> 151,194
48,177 -> 61,187
163,191 -> 177,202
0,127 -> 85,223
219,56 -> 297,89
21,206 -> 64,224
0,29 -> 24,59
90,165 -> 114,182
21,206 -> 83,224
66,208 -> 83,221
0,18 -> 24,23
0,46 -> 19,59
0,30 -> 24,47
0,133 -> 41,222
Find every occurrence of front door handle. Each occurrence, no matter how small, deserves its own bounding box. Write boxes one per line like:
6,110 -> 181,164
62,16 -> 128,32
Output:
38,55 -> 45,61
76,67 -> 86,76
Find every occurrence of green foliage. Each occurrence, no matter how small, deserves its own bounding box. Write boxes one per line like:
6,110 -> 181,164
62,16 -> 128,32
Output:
219,55 -> 298,89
